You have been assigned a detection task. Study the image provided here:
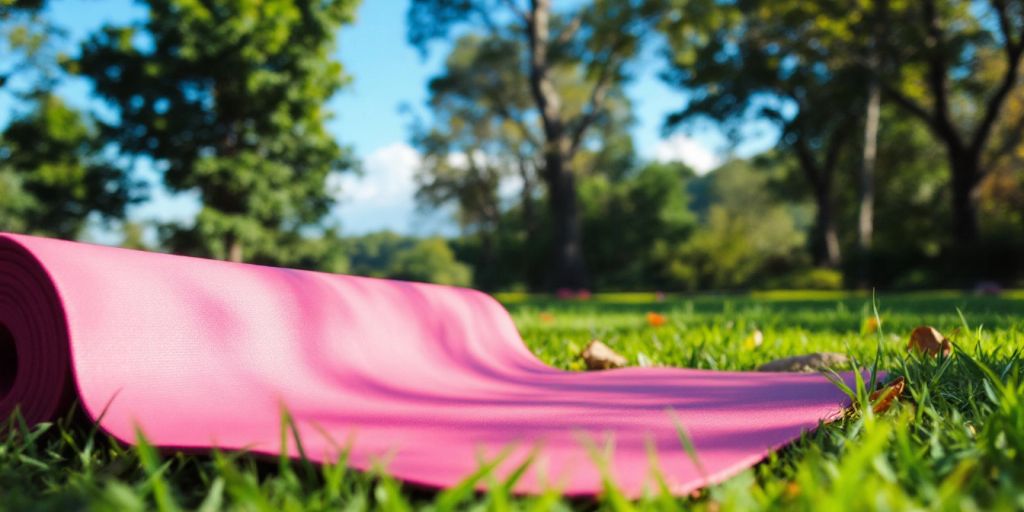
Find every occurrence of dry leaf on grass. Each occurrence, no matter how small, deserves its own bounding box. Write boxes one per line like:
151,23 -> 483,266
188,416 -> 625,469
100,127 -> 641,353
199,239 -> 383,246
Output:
756,352 -> 850,373
868,376 -> 905,414
907,326 -> 952,357
580,340 -> 628,370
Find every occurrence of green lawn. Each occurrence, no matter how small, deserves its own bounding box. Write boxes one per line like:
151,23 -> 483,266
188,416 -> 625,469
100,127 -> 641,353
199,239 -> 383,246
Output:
3,292 -> 1023,510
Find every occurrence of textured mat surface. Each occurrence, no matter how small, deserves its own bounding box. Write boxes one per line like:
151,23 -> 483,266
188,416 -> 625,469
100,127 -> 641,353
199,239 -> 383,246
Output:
0,233 -> 859,496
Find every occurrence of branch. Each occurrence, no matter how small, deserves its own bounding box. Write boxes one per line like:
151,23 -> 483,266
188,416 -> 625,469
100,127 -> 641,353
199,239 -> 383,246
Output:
555,11 -> 584,46
791,122 -> 823,192
970,49 -> 1023,158
567,56 -> 620,156
992,0 -> 1023,57
526,0 -> 561,140
970,0 -> 1024,162
921,0 -> 960,149
878,82 -> 929,125
982,103 -> 1024,171
499,0 -> 530,24
823,123 -> 851,180
488,95 -> 541,147
566,22 -> 636,157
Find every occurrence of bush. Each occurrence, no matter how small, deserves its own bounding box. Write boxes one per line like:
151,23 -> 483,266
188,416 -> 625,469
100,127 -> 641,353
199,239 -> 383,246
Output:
389,238 -> 473,286
343,232 -> 472,286
763,267 -> 844,290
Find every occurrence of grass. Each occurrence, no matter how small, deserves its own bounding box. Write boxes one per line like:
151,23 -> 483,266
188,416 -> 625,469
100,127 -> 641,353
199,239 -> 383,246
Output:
2,291 -> 1023,510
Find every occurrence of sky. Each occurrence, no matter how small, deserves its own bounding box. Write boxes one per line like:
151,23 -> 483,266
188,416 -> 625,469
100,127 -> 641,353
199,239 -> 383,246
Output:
11,0 -> 778,237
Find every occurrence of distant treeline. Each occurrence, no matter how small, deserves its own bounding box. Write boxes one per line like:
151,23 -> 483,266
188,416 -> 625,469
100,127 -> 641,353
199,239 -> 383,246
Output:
1,0 -> 1022,291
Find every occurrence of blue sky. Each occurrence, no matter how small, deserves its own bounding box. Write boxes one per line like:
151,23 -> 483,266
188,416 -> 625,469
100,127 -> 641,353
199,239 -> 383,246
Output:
12,0 -> 777,237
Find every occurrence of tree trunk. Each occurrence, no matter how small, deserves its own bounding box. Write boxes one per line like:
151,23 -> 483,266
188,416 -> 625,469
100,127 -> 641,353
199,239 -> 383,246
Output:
795,133 -> 843,270
950,152 -> 980,248
527,0 -> 589,290
226,234 -> 243,263
857,78 -> 881,286
477,228 -> 497,291
518,156 -> 537,236
546,148 -> 587,289
813,184 -> 841,269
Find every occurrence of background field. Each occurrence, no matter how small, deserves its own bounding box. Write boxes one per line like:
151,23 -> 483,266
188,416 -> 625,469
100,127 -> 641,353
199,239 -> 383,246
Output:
2,292 -> 1023,511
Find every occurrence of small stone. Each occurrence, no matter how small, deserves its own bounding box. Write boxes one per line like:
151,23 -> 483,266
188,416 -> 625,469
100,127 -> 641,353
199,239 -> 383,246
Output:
757,352 -> 850,372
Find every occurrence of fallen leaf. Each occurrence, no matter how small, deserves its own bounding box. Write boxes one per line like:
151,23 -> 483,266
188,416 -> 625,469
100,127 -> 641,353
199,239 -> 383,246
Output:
757,352 -> 850,373
743,329 -> 764,350
580,340 -> 628,370
868,376 -> 905,413
907,326 -> 952,357
646,311 -> 667,327
538,312 -> 555,324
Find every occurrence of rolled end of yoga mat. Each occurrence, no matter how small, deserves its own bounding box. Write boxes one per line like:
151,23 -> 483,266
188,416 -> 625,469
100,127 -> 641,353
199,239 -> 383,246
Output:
0,232 -> 863,497
0,235 -> 74,425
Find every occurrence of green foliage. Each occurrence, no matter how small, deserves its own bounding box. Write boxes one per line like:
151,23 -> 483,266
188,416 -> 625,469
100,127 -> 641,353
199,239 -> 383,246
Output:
408,0 -> 657,290
0,94 -> 135,238
344,231 -> 472,287
411,33 -> 538,277
659,0 -> 870,269
0,0 -> 59,94
580,161 -> 696,290
869,0 -> 1024,250
656,159 -> 807,291
3,293 -> 1024,509
763,268 -> 845,291
77,0 -> 359,263
412,26 -> 639,291
389,238 -> 472,287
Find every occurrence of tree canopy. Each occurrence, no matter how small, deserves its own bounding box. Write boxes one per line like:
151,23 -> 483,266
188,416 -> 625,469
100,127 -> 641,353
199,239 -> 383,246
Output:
0,93 -> 136,238
408,0 -> 658,290
78,0 -> 359,263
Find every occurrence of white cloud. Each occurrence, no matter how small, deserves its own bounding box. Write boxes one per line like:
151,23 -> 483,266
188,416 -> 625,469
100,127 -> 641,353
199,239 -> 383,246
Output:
330,142 -> 419,202
330,142 -> 454,235
652,133 -> 722,174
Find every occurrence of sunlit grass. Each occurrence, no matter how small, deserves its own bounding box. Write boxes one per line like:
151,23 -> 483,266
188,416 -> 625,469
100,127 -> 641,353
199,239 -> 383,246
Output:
2,293 -> 1023,510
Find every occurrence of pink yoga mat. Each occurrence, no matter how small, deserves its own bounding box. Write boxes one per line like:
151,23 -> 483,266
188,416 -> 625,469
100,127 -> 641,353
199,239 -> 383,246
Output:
0,232 -> 859,496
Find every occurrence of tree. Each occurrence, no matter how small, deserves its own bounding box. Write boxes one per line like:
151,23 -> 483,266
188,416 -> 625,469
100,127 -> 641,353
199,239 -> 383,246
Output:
580,161 -> 696,289
876,0 -> 1024,250
854,0 -> 890,286
411,31 -> 635,290
389,238 -> 473,287
659,0 -> 866,268
343,231 -> 472,286
78,0 -> 358,263
657,158 -> 807,290
411,34 -> 539,289
839,105 -> 951,288
408,0 -> 656,289
0,94 -> 136,238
